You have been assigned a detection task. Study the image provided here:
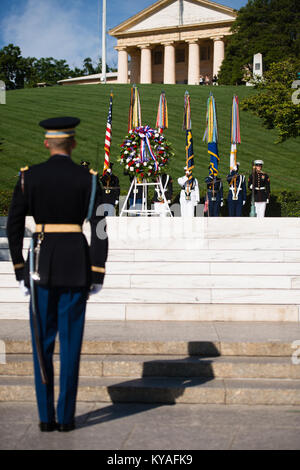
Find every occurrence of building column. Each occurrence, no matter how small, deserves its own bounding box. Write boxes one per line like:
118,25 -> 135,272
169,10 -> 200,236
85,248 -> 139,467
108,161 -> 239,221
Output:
186,40 -> 200,85
163,42 -> 176,84
129,51 -> 140,84
116,47 -> 128,84
139,45 -> 152,84
212,37 -> 225,77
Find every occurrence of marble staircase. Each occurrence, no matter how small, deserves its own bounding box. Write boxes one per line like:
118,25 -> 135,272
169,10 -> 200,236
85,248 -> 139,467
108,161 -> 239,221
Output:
0,216 -> 300,321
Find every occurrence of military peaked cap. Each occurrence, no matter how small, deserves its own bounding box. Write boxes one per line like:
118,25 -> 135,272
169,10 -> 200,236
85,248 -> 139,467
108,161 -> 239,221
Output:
39,117 -> 80,139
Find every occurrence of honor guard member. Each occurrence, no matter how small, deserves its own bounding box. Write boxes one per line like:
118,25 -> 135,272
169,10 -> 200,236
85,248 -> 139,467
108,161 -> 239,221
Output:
152,173 -> 173,217
227,163 -> 247,216
6,117 -> 108,432
205,174 -> 223,217
100,163 -> 120,216
178,167 -> 200,217
248,159 -> 270,218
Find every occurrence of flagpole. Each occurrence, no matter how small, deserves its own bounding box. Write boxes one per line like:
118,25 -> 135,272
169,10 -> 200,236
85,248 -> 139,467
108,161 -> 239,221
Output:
102,0 -> 107,84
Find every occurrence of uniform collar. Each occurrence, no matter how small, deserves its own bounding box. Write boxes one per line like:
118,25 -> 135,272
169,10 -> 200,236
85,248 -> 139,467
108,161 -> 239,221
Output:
50,153 -> 71,158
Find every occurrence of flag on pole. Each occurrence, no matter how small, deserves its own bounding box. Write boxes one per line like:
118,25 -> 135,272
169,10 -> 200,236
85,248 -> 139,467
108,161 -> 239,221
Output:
230,95 -> 241,171
203,92 -> 219,178
128,85 -> 142,132
183,91 -> 194,193
156,92 -> 168,134
103,92 -> 113,175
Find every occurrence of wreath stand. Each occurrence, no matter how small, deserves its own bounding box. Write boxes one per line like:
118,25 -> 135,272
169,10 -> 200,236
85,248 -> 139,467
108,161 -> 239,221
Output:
120,176 -> 172,217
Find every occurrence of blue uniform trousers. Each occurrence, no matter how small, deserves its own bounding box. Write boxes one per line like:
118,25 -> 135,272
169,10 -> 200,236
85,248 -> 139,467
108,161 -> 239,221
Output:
227,194 -> 243,216
29,285 -> 87,424
208,193 -> 222,217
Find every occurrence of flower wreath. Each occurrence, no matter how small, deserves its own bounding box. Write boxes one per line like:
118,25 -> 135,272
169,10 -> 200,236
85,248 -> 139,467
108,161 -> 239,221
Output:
119,125 -> 174,180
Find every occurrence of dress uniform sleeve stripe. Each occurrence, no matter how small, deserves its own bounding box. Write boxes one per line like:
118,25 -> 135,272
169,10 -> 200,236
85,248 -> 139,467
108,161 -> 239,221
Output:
14,263 -> 25,270
91,266 -> 105,273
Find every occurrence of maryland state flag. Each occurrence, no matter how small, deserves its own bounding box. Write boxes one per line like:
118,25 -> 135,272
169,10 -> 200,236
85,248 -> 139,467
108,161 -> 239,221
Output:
203,93 -> 220,178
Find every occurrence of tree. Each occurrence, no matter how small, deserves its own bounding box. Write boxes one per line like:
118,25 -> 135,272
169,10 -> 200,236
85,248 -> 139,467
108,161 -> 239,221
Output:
0,44 -> 113,87
219,0 -> 300,85
30,57 -> 72,85
241,58 -> 300,142
0,44 -> 28,89
82,57 -> 95,75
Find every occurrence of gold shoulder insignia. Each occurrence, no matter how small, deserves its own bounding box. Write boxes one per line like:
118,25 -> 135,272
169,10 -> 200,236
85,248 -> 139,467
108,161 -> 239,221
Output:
20,166 -> 29,172
89,169 -> 98,175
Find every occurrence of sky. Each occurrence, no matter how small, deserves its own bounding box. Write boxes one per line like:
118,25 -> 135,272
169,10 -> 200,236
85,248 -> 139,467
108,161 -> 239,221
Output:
0,0 -> 248,69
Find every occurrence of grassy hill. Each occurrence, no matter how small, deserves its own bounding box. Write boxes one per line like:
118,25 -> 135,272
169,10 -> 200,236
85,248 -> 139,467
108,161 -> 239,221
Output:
0,84 -> 299,198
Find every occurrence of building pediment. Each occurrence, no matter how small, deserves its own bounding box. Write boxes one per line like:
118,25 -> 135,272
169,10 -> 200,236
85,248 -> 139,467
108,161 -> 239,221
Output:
109,0 -> 236,36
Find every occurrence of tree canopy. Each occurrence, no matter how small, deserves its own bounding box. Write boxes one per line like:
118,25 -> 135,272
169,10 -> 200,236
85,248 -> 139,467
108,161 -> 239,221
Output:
0,44 -> 114,89
241,58 -> 300,142
219,0 -> 300,85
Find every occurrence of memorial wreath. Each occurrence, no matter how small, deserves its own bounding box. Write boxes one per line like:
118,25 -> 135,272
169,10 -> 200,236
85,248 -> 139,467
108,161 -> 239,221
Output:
119,125 -> 174,180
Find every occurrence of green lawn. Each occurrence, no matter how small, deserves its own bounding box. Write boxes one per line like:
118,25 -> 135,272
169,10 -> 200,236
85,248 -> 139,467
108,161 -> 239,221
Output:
0,83 -> 299,196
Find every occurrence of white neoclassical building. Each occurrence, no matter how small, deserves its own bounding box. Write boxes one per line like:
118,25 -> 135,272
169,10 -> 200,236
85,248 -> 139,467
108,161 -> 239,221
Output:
109,0 -> 237,85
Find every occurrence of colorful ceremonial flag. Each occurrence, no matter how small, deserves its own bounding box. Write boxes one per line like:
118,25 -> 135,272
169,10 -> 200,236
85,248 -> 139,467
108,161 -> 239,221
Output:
203,93 -> 220,178
183,91 -> 192,131
230,95 -> 241,171
103,92 -> 113,175
128,85 -> 142,132
156,92 -> 168,134
186,129 -> 194,174
183,91 -> 194,193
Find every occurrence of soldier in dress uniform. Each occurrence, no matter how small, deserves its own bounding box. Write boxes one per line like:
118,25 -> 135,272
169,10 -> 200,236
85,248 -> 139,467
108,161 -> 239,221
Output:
178,167 -> 200,217
152,173 -> 173,217
248,159 -> 270,218
227,163 -> 247,216
6,117 -> 108,432
100,163 -> 120,216
205,174 -> 223,217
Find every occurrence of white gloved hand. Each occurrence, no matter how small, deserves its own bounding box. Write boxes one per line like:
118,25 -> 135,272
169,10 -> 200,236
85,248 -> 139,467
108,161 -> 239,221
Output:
19,280 -> 30,296
89,284 -> 103,296
115,200 -> 119,206
266,199 -> 269,204
249,184 -> 253,190
220,201 -> 224,207
243,201 -> 246,206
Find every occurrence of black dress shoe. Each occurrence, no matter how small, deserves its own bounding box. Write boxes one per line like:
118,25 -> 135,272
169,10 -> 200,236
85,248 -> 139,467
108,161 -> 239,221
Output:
39,421 -> 57,432
57,421 -> 75,432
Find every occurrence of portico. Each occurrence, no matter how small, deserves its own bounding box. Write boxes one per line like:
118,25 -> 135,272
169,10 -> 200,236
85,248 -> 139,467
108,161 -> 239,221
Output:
109,0 -> 235,85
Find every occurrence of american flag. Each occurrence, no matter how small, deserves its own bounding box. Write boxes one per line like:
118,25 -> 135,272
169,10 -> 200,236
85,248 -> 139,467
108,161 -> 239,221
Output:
103,93 -> 113,175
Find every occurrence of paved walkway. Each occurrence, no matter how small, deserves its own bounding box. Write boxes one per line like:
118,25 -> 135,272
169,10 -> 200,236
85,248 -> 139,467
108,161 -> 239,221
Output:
1,320 -> 300,450
1,319 -> 300,344
1,402 -> 300,450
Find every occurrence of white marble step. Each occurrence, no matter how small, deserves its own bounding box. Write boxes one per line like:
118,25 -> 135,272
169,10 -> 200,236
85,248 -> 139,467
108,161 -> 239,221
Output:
104,217 -> 300,240
1,286 -> 300,305
0,273 -> 297,289
2,216 -> 300,240
1,261 -> 300,275
2,236 -> 300,251
3,248 -> 300,263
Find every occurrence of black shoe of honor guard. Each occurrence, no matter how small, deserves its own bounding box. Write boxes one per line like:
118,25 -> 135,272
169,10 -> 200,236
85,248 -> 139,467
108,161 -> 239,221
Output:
57,421 -> 75,432
39,421 -> 57,432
